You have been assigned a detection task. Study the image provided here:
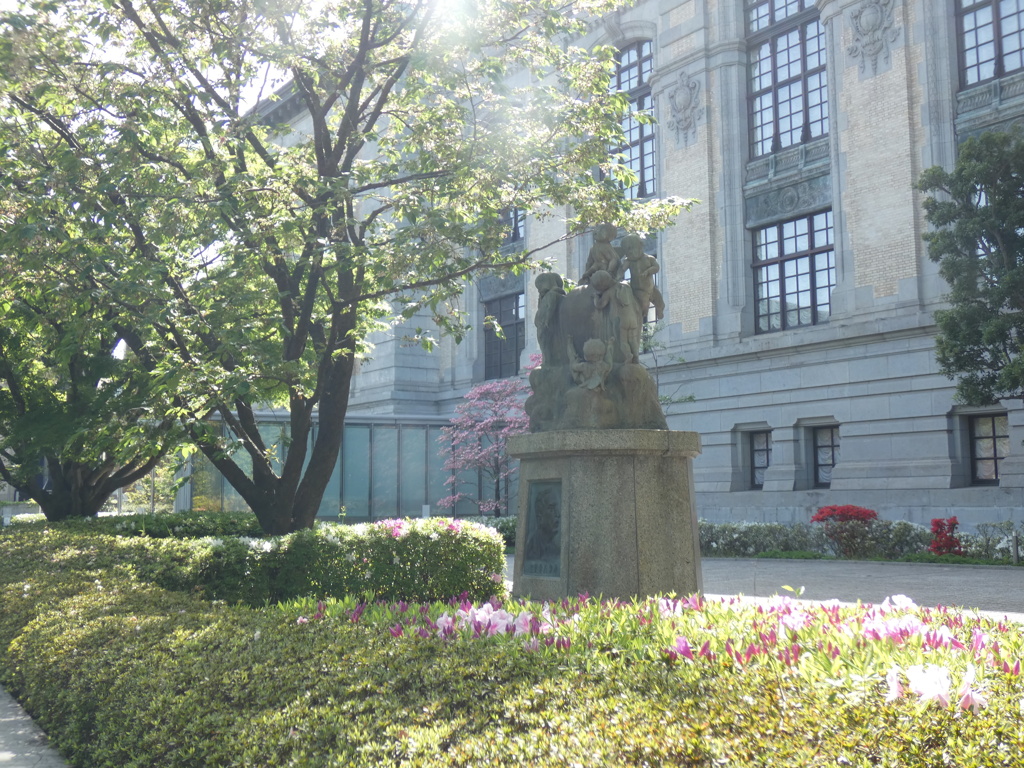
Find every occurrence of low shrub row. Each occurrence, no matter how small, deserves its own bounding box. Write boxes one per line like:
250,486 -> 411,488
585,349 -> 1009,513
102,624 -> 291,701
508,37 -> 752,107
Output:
0,523 -> 1022,766
6,508 -> 266,538
700,517 -> 1024,563
1,514 -> 508,606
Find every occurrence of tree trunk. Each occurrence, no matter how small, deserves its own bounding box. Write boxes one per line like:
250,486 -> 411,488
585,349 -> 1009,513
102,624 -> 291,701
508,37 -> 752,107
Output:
194,345 -> 356,535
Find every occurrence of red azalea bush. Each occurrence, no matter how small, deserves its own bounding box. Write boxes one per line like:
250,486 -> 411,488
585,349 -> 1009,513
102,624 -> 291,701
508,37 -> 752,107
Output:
810,505 -> 879,524
810,505 -> 879,559
929,516 -> 964,556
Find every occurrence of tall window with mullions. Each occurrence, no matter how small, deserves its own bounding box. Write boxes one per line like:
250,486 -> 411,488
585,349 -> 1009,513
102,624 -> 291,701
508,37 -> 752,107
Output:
754,210 -> 835,333
483,293 -> 526,380
612,40 -> 656,199
959,0 -> 1024,87
747,0 -> 828,158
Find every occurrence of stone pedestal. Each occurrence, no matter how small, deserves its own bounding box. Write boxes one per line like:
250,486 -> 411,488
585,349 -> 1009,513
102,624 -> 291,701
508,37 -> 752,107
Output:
507,430 -> 702,601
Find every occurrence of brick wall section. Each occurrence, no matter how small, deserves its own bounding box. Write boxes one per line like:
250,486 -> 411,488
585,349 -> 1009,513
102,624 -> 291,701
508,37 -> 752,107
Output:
836,4 -> 922,298
660,78 -> 715,335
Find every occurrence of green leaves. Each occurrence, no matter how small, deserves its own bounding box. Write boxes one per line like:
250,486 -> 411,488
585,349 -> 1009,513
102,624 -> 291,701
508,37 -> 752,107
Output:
1,0 -> 686,532
919,130 -> 1024,405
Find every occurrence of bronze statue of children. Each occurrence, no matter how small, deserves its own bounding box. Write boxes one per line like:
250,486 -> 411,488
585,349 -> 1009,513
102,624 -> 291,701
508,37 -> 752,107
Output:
568,336 -> 614,390
621,235 -> 665,322
589,269 -> 641,364
580,223 -> 622,284
534,272 -> 566,366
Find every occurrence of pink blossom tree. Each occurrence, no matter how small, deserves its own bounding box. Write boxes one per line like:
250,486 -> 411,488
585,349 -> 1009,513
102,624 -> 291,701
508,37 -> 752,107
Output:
437,376 -> 530,517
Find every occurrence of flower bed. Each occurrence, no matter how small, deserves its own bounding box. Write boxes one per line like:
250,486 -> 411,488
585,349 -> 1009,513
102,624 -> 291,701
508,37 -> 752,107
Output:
0,521 -> 1022,766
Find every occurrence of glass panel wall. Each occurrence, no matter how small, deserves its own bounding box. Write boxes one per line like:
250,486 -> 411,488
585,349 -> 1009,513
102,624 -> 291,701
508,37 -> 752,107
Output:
186,419 -> 468,521
371,426 -> 400,519
342,425 -> 371,518
400,426 -> 428,515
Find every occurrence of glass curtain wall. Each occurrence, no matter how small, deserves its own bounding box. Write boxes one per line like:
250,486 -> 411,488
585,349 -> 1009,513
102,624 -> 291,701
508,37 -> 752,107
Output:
189,420 -> 462,519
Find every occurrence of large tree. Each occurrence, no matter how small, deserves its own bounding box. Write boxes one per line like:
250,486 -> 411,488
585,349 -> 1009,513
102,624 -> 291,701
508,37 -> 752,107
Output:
919,130 -> 1024,406
0,0 -> 683,533
0,208 -> 180,519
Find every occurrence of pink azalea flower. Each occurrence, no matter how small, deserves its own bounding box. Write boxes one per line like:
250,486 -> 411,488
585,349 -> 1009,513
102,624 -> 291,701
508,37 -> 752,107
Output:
970,627 -> 989,658
672,636 -> 695,661
882,594 -> 918,611
435,613 -> 454,635
389,624 -> 404,637
923,625 -> 964,650
513,611 -> 534,636
905,664 -> 952,708
488,609 -> 515,635
1001,659 -> 1021,676
957,665 -> 988,714
296,616 -> 309,625
780,610 -> 812,632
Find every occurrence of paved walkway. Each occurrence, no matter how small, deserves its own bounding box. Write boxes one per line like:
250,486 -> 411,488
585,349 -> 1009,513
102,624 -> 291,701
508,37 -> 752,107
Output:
3,557 -> 1024,766
700,557 -> 1024,623
0,686 -> 66,768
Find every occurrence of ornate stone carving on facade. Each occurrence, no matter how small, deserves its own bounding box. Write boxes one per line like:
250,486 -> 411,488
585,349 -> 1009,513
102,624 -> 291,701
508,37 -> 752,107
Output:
745,175 -> 832,229
476,271 -> 525,302
847,0 -> 901,76
602,12 -> 624,46
666,70 -> 703,144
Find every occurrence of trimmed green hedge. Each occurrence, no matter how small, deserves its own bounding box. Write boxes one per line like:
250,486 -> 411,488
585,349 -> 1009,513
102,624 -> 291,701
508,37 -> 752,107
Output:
1,516 -> 507,606
5,509 -> 265,538
1,516 -> 1022,766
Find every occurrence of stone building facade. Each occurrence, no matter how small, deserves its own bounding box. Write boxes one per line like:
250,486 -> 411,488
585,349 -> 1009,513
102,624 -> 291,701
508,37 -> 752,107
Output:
182,0 -> 1024,531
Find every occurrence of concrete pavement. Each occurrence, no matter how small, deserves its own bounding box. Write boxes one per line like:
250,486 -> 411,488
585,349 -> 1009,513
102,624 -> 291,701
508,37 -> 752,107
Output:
0,686 -> 66,768
701,557 -> 1024,624
3,556 -> 1024,767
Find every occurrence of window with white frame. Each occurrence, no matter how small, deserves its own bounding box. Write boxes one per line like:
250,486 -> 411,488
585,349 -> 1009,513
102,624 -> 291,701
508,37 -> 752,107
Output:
750,430 -> 773,489
813,425 -> 840,488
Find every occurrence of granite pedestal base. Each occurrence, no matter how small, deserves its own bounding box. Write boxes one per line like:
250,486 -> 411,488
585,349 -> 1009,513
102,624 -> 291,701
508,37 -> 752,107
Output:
507,430 -> 702,601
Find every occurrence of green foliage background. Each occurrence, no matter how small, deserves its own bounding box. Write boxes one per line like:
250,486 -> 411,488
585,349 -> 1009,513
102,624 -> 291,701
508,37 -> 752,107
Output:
920,130 -> 1024,405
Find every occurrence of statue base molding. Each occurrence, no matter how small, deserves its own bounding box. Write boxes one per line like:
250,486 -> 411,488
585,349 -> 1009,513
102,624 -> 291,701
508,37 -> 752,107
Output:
508,430 -> 703,601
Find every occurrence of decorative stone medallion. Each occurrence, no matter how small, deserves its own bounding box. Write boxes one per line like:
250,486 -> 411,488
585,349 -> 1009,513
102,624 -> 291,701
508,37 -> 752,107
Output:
666,70 -> 703,145
847,0 -> 901,76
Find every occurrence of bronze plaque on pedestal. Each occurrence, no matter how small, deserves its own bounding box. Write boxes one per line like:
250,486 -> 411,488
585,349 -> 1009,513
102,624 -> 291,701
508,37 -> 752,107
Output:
523,481 -> 561,577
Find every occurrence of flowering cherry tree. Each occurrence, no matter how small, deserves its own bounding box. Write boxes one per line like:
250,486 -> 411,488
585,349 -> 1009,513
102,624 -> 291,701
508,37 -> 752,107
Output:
437,376 -> 530,517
